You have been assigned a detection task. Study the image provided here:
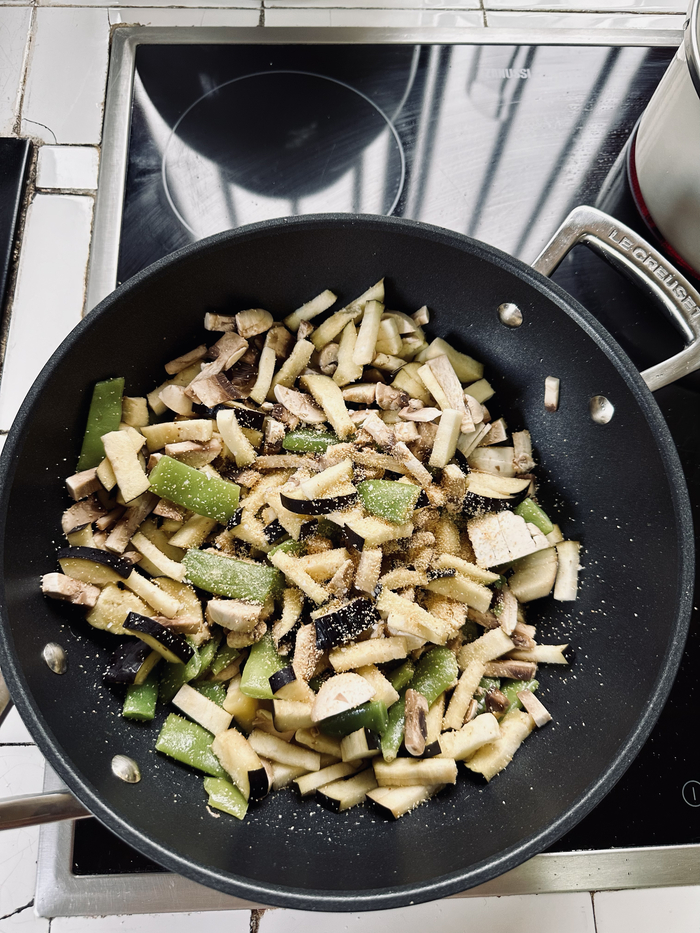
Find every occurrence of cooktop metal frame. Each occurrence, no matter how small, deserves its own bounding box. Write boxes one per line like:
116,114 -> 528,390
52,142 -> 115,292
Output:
55,22 -> 699,920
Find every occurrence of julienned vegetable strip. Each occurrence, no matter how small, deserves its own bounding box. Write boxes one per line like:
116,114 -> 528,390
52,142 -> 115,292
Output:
149,456 -> 240,523
43,279 -> 580,824
76,378 -> 125,470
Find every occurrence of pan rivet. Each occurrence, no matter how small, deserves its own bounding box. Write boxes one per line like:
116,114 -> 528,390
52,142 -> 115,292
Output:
498,303 -> 523,327
590,395 -> 615,424
42,643 -> 67,674
111,755 -> 141,784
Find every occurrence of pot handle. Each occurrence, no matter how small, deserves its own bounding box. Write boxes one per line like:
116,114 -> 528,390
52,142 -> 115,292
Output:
532,205 -> 700,391
0,669 -> 91,828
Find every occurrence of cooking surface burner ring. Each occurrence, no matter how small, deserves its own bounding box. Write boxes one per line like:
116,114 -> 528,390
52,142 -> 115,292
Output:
161,70 -> 406,237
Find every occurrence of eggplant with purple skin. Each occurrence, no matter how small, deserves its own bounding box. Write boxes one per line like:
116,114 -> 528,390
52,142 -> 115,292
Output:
57,546 -> 133,586
314,597 -> 380,650
263,519 -> 288,543
122,612 -> 194,664
461,474 -> 531,517
269,666 -> 297,694
280,491 -> 357,516
103,639 -> 160,685
211,728 -> 271,802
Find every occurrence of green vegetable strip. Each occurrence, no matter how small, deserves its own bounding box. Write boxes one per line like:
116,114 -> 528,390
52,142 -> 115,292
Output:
155,713 -> 226,777
268,538 -> 303,558
183,549 -> 282,603
149,456 -> 240,523
158,642 -> 201,704
77,378 -> 125,470
318,700 -> 388,738
209,643 -> 240,677
194,682 -> 227,706
381,648 -> 458,761
203,777 -> 248,819
380,696 -> 406,762
196,632 -> 222,678
514,498 -> 554,535
387,659 -> 415,692
122,667 -> 159,721
357,480 -> 421,524
501,678 -> 539,714
282,429 -> 340,453
411,646 -> 459,705
240,634 -> 286,700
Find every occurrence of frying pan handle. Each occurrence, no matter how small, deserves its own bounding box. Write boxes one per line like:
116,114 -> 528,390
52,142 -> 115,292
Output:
532,205 -> 700,391
0,669 -> 91,828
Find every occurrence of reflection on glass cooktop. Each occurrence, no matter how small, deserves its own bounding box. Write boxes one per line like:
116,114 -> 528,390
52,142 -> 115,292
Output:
97,40 -> 700,877
119,43 -> 674,284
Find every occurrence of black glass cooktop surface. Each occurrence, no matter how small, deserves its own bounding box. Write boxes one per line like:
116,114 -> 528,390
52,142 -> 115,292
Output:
78,39 -> 700,878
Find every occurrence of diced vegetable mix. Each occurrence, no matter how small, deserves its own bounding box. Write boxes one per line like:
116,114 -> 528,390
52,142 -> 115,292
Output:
41,281 -> 580,822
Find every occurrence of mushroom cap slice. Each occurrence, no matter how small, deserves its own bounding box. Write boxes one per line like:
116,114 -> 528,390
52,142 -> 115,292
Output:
311,672 -> 375,723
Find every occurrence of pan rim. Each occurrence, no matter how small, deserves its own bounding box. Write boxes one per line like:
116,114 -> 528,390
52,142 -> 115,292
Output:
0,212 -> 693,911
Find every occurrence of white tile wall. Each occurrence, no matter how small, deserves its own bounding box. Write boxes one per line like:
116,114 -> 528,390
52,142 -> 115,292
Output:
485,9 -> 686,26
20,9 -> 110,145
593,886 -> 700,933
0,906 -> 50,933
52,911 -> 252,932
0,745 -> 46,917
0,8 -> 31,136
107,6 -> 260,24
265,8 -> 484,24
0,194 -> 93,431
260,893 -> 597,933
0,706 -> 34,744
265,0 -> 480,9
36,145 -> 100,191
485,0 -> 685,9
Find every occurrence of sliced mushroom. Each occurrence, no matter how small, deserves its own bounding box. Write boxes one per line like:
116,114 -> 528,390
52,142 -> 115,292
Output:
264,324 -> 294,360
342,384 -> 376,405
404,688 -> 429,756
273,385 -> 326,423
376,384 -> 408,411
41,572 -> 100,607
399,406 -> 442,422
297,320 -> 315,341
203,313 -> 237,332
485,687 -> 509,715
263,417 -> 286,454
164,344 -> 208,375
318,343 -> 339,375
206,598 -> 264,632
483,659 -> 537,680
236,308 -> 273,339
61,495 -> 107,536
517,689 -> 552,727
65,468 -> 101,502
311,672 -> 375,722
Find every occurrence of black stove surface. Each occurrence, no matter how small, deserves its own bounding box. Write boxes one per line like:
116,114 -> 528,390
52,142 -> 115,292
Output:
79,38 -> 700,877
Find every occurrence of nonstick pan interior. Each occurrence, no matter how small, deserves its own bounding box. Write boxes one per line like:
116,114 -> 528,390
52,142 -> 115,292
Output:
0,215 -> 692,910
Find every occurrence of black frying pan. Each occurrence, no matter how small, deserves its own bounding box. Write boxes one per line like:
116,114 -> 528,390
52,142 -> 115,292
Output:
0,211 -> 695,911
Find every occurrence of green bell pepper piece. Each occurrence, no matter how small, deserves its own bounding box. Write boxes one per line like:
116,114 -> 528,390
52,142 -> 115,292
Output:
209,643 -> 240,677
387,659 -> 415,692
514,498 -> 553,535
194,682 -> 227,706
268,538 -> 304,558
122,667 -> 159,721
196,632 -> 222,678
318,699 -> 388,738
183,549 -> 282,602
411,646 -> 459,705
380,695 -> 406,762
155,713 -> 226,777
149,456 -> 240,523
203,777 -> 248,819
283,428 -> 340,454
358,479 -> 421,524
158,640 -> 201,704
77,378 -> 125,470
240,634 -> 286,699
501,678 -> 539,714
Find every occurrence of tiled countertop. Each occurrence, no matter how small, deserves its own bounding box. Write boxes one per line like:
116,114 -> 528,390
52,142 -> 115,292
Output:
0,3 -> 699,930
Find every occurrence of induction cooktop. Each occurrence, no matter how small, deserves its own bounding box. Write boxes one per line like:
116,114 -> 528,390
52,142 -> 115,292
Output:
36,25 -> 700,919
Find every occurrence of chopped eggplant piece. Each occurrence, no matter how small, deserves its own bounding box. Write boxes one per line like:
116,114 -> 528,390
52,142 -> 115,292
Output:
279,490 -> 357,516
122,612 -> 194,664
314,597 -> 380,649
103,640 -> 160,685
57,546 -> 133,581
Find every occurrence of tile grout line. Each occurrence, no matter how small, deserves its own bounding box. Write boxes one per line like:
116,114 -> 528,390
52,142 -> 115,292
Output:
591,891 -> 599,933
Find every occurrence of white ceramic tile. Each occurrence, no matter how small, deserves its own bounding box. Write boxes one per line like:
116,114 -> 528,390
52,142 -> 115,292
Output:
0,706 -> 34,744
266,0 -> 480,9
52,910 -> 252,932
107,6 -> 259,24
485,0 -> 684,10
260,892 -> 596,933
49,0 -> 259,9
20,9 -> 109,145
0,905 -> 50,933
0,194 -> 93,431
36,145 -> 99,191
485,9 -> 685,26
0,746 -> 46,917
593,887 -> 700,933
265,7 -> 484,24
0,8 -> 31,136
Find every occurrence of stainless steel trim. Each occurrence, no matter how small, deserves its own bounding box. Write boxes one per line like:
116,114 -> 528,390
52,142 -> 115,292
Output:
684,1 -> 700,97
0,791 -> 90,830
35,763 -> 700,917
87,25 -> 683,312
533,204 -> 700,390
